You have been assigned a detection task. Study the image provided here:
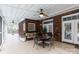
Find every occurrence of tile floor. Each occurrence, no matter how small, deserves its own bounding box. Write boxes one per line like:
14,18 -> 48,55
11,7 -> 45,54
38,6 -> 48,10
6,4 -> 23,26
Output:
0,34 -> 79,54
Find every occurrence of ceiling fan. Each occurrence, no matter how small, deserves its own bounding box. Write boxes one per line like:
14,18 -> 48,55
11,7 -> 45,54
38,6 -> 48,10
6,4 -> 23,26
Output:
38,9 -> 49,18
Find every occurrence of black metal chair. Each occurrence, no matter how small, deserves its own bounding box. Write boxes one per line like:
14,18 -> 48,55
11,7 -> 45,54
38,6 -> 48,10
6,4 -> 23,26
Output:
45,32 -> 55,50
33,32 -> 55,49
33,33 -> 42,48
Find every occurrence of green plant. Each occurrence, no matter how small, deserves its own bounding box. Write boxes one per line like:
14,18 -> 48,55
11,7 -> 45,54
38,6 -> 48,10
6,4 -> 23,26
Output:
43,26 -> 47,33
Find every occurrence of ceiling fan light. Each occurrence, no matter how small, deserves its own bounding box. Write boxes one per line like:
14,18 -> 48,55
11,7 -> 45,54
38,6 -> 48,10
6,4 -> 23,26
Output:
39,13 -> 44,18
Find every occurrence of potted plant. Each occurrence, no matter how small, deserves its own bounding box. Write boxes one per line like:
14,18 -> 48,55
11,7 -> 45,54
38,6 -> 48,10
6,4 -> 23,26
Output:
43,26 -> 47,33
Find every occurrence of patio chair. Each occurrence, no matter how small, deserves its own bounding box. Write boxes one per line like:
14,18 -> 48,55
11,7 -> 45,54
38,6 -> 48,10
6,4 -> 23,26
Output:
33,33 -> 42,48
45,32 -> 55,50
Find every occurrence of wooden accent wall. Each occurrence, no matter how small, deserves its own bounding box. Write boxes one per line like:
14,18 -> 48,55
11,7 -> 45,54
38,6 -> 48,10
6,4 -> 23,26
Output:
54,9 -> 79,42
42,9 -> 79,42
19,20 -> 26,38
25,19 -> 42,33
53,16 -> 61,41
19,18 -> 42,38
19,9 -> 79,41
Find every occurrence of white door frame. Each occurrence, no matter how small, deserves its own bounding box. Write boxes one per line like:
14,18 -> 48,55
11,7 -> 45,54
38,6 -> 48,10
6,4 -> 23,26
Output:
74,19 -> 79,44
42,19 -> 53,34
62,20 -> 75,43
62,13 -> 79,44
0,17 -> 3,48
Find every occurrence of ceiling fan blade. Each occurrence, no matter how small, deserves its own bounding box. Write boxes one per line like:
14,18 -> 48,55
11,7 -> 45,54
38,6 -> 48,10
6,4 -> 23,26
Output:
43,13 -> 48,17
36,9 -> 49,17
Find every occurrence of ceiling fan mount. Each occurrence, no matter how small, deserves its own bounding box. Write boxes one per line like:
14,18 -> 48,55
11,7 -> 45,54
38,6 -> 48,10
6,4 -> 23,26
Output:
40,9 -> 43,13
39,9 -> 48,17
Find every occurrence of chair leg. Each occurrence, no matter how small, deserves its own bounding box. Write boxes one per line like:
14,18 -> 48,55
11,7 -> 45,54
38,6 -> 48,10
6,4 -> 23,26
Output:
48,43 -> 51,50
52,42 -> 55,49
33,42 -> 35,48
49,42 -> 55,51
33,40 -> 36,48
33,42 -> 39,49
36,44 -> 39,49
52,44 -> 55,49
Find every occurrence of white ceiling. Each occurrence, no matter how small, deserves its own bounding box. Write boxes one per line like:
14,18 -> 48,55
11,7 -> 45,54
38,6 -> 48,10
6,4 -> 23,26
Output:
0,4 -> 79,23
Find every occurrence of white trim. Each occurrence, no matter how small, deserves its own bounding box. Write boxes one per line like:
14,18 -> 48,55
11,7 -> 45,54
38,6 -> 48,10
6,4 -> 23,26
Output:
62,20 -> 75,43
62,13 -> 79,44
74,20 -> 79,44
0,18 -> 3,49
50,5 -> 79,17
2,19 -> 3,44
62,12 -> 79,19
42,19 -> 53,24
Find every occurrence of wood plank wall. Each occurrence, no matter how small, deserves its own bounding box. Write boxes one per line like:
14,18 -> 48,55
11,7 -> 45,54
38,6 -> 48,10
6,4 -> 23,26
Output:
19,19 -> 42,38
25,19 -> 42,33
42,9 -> 79,42
19,20 -> 26,38
19,9 -> 79,41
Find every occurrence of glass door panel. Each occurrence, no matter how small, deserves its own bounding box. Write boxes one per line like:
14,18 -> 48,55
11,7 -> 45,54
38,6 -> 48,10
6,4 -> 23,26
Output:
0,17 -> 2,46
64,23 -> 71,40
43,23 -> 53,33
62,20 -> 74,43
74,20 -> 79,44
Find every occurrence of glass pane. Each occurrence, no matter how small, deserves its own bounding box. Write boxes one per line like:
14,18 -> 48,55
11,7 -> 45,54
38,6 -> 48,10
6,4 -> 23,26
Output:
64,23 -> 71,40
63,18 -> 66,21
77,22 -> 79,41
72,15 -> 77,20
48,25 -> 52,33
77,22 -> 79,33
